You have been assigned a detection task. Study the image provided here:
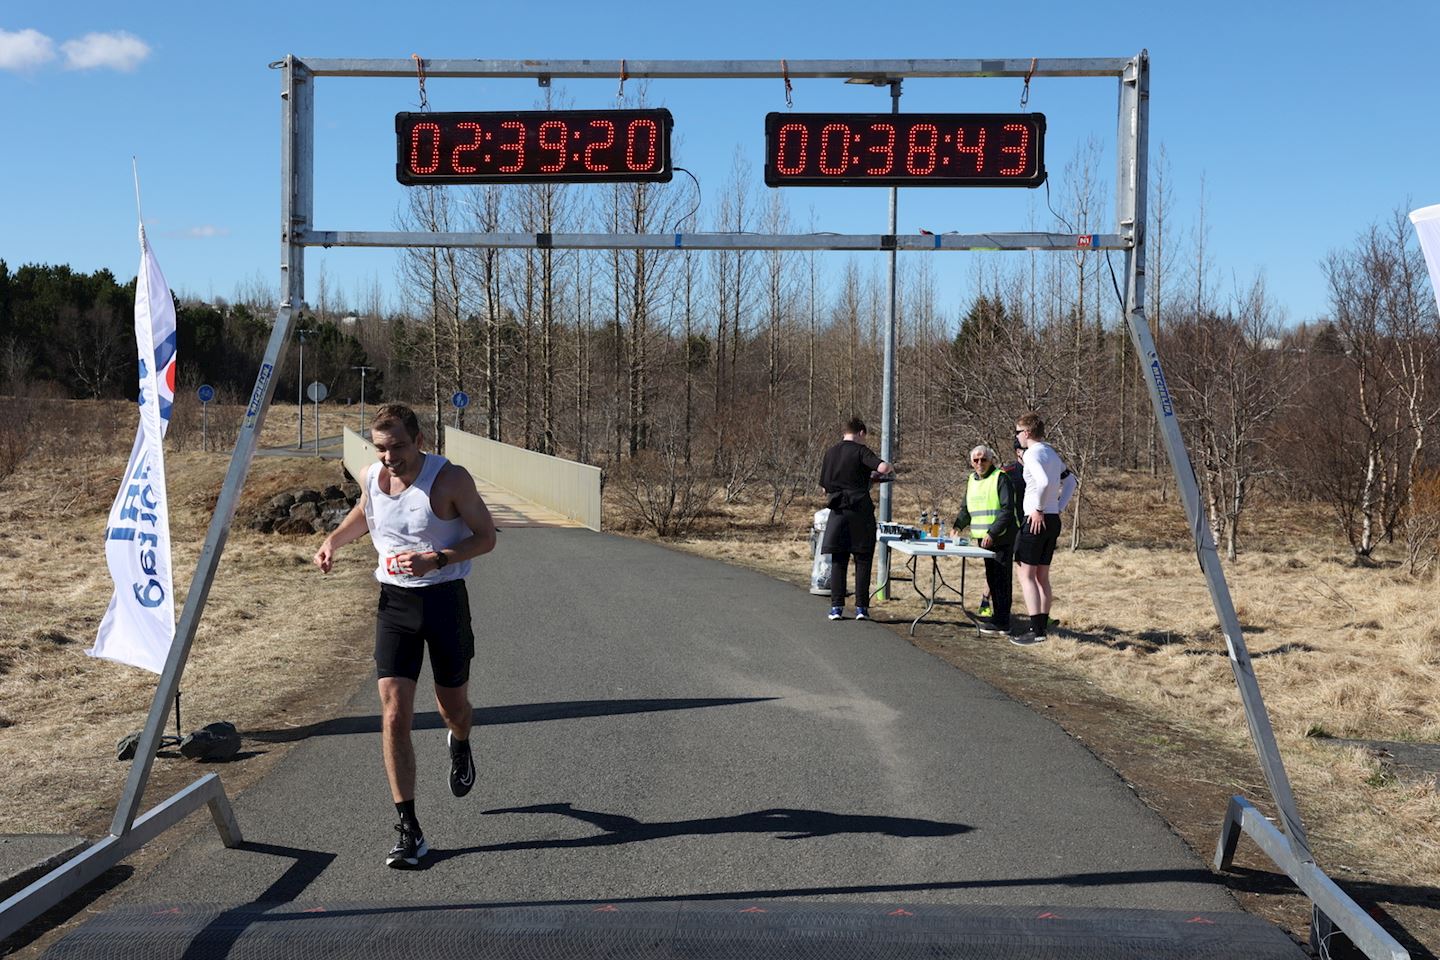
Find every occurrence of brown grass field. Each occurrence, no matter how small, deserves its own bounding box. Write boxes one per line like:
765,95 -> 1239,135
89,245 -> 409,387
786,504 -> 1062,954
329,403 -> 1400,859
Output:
1,399 -> 1436,956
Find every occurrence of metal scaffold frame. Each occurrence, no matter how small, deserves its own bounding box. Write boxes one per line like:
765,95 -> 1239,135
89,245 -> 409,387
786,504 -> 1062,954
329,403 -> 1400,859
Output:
0,55 -> 1408,960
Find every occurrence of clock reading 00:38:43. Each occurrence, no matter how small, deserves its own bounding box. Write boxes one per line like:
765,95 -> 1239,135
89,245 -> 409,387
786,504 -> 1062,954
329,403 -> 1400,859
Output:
396,109 -> 674,185
764,112 -> 1046,188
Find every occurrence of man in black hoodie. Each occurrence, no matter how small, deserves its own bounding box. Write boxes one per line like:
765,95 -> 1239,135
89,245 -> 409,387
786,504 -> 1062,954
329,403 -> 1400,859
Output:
819,417 -> 892,620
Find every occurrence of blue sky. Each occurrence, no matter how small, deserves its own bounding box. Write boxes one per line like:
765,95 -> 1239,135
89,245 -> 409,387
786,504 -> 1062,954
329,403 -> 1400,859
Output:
3,2 -> 1438,326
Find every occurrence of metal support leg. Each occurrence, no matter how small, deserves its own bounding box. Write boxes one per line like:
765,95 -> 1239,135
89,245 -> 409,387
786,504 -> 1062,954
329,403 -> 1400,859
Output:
1213,794 -> 1245,872
1213,797 -> 1407,960
0,775 -> 242,942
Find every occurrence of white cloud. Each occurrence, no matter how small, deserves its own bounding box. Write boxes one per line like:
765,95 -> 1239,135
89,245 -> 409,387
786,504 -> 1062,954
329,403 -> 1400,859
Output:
186,225 -> 230,239
61,31 -> 149,72
0,28 -> 57,73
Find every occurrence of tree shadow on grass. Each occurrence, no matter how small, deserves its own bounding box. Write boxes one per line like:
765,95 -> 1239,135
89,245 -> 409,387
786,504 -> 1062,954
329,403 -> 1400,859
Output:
1060,626 -> 1317,658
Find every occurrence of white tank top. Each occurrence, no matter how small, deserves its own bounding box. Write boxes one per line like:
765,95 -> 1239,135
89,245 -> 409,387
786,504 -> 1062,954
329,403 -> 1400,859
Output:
365,453 -> 473,587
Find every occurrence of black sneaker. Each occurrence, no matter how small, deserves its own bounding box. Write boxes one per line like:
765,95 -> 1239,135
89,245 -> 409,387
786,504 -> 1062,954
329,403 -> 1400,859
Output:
386,822 -> 428,868
448,731 -> 475,797
1010,630 -> 1047,647
976,619 -> 1009,637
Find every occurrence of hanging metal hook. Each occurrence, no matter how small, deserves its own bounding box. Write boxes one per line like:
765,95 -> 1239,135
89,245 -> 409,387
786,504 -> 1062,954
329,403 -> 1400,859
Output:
1020,57 -> 1037,109
617,58 -> 628,102
411,53 -> 429,110
781,59 -> 793,108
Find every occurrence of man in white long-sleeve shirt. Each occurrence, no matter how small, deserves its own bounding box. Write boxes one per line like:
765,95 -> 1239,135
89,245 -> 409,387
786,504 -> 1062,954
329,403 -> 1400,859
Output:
1012,412 -> 1076,646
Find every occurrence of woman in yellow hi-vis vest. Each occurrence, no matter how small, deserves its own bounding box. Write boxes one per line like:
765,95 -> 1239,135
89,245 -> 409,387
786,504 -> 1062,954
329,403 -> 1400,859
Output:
952,443 -> 1018,637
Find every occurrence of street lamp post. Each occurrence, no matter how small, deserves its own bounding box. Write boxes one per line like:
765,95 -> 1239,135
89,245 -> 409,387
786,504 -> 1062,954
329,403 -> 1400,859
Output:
352,365 -> 374,436
295,328 -> 316,449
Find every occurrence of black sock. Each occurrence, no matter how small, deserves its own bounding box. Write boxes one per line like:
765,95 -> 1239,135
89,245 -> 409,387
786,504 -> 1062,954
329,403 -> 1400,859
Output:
1032,613 -> 1049,636
396,799 -> 419,829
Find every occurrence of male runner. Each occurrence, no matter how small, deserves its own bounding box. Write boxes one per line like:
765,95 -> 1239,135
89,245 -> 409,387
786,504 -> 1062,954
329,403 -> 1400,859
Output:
314,404 -> 497,867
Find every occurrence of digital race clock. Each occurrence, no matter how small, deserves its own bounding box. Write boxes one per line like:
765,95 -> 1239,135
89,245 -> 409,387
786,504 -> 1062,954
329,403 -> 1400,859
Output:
764,112 -> 1045,188
396,109 -> 674,185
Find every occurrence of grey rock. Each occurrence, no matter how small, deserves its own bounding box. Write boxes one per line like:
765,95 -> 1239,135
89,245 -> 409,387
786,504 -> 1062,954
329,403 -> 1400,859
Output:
180,721 -> 241,762
116,730 -> 142,761
275,517 -> 319,536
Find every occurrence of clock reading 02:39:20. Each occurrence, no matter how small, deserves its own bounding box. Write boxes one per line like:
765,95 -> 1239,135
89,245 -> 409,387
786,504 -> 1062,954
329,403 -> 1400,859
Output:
396,109 -> 674,185
764,112 -> 1046,188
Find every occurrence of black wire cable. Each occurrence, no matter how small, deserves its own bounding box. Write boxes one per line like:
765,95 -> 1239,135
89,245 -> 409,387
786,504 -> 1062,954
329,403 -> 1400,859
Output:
670,166 -> 701,232
1045,179 -> 1126,311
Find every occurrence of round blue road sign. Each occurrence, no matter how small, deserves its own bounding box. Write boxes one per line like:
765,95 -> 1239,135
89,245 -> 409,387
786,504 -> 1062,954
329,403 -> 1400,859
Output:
197,384 -> 215,403
451,391 -> 470,409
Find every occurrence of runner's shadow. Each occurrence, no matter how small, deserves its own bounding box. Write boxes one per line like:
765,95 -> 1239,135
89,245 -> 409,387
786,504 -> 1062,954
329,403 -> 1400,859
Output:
427,803 -> 972,865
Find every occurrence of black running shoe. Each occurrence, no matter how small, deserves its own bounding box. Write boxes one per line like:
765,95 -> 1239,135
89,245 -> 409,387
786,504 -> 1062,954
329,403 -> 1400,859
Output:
1010,630 -> 1047,647
386,822 -> 428,869
976,619 -> 1009,637
448,731 -> 475,797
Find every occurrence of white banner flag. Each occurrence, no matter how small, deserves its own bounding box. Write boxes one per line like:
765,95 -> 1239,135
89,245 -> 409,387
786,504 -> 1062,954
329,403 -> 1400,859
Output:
88,225 -> 178,674
1411,204 -> 1440,306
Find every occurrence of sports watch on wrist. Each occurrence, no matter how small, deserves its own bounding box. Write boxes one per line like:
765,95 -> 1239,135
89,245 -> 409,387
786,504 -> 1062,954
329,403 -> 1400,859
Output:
432,550 -> 449,569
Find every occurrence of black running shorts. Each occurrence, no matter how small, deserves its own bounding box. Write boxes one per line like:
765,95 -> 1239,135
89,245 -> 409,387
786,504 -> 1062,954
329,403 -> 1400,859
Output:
374,579 -> 475,687
1015,513 -> 1062,566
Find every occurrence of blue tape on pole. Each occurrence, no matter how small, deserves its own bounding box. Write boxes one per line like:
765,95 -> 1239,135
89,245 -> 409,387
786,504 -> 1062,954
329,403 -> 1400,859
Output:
675,234 -> 683,248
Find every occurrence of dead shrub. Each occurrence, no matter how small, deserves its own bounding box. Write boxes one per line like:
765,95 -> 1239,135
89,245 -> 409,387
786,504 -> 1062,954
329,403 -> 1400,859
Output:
0,414 -> 31,487
1401,468 -> 1440,578
612,440 -> 715,538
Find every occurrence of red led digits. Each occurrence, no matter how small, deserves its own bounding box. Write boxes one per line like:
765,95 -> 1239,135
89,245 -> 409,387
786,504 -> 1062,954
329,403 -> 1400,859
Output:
953,126 -> 986,173
395,109 -> 667,184
764,112 -> 1043,188
865,123 -> 896,176
999,123 -> 1030,176
496,121 -> 526,173
584,120 -> 616,172
818,123 -> 852,176
409,122 -> 442,175
774,123 -> 809,175
451,122 -> 484,174
625,119 -> 660,172
538,120 -> 568,173
905,123 -> 939,175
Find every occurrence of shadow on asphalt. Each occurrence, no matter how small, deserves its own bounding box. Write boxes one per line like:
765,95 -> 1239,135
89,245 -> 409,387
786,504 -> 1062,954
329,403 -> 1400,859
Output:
177,868 -> 1233,916
171,842 -> 336,960
117,860 -> 1435,960
418,804 -> 973,864
245,698 -> 777,743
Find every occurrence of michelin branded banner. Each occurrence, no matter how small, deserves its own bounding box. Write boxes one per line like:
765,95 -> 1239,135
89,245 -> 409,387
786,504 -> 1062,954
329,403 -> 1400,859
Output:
1411,204 -> 1440,306
88,225 -> 178,674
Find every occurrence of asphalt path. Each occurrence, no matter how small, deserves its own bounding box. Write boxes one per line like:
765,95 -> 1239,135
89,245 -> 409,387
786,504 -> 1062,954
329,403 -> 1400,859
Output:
115,527 -> 1236,913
